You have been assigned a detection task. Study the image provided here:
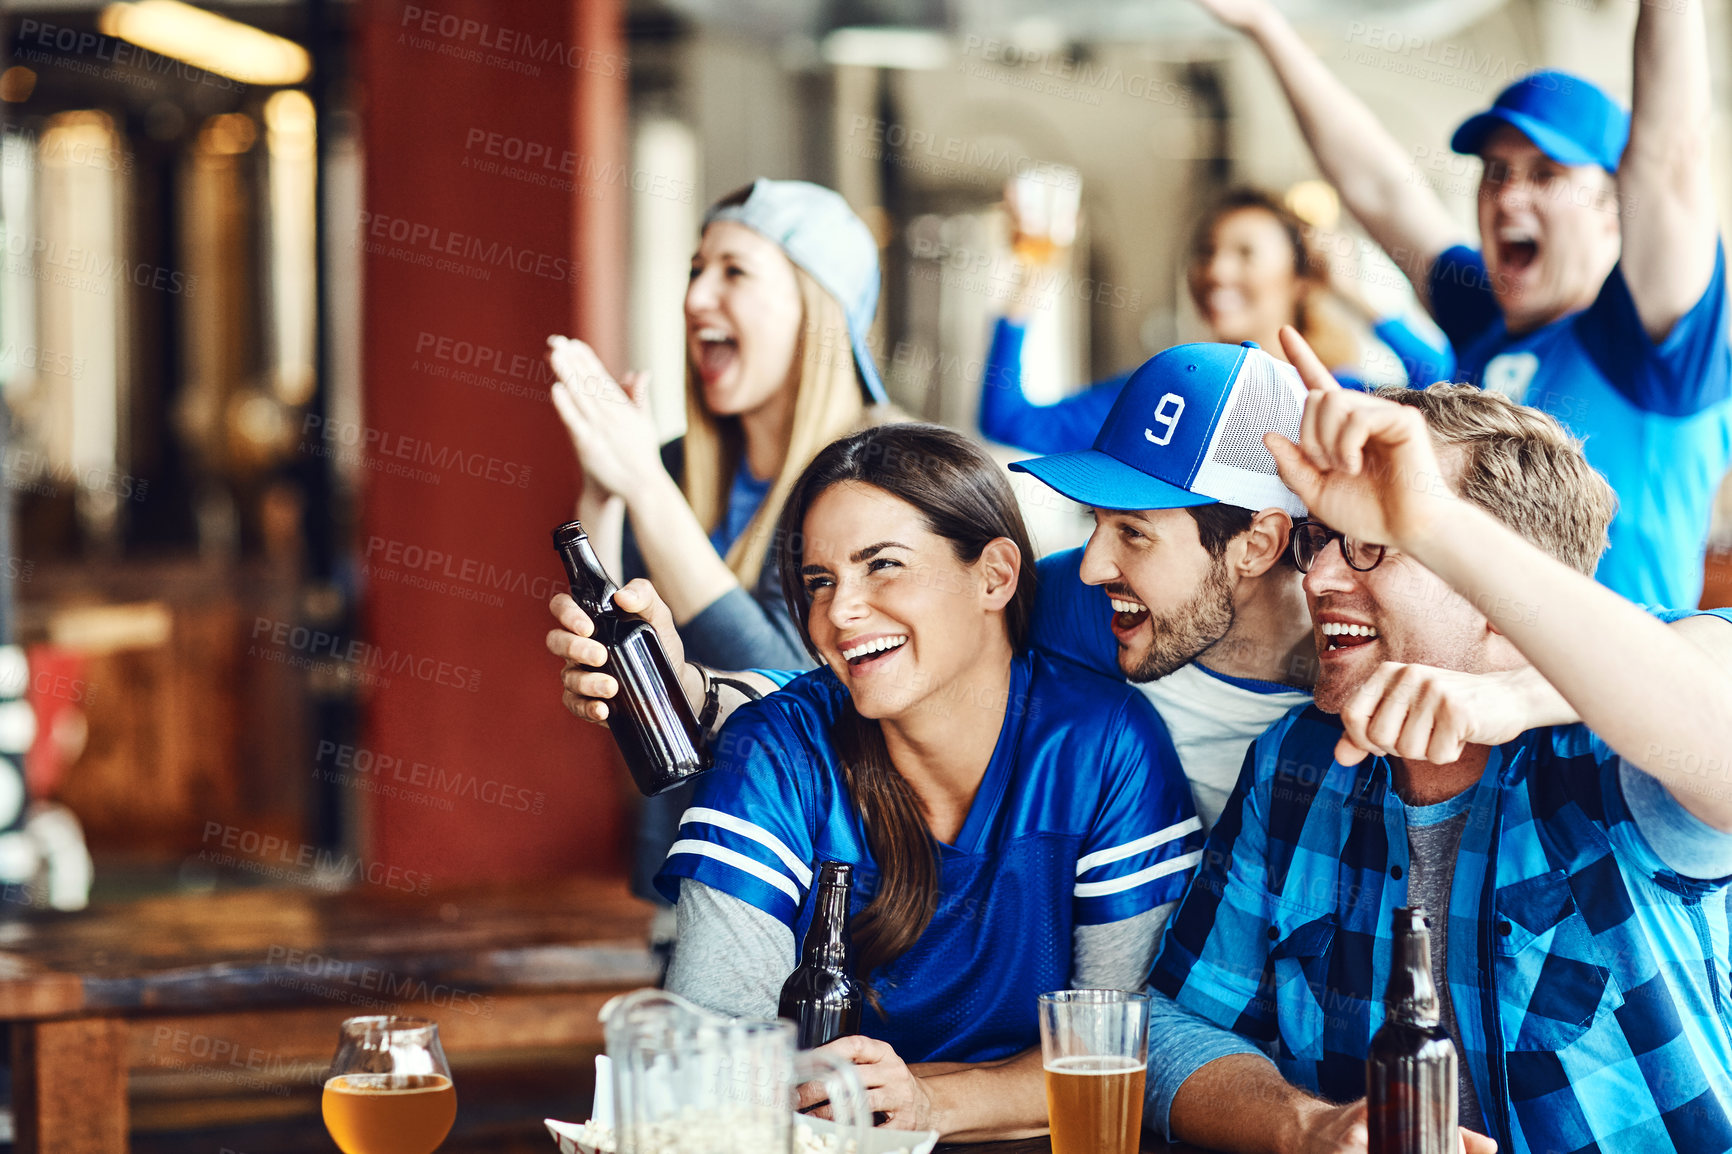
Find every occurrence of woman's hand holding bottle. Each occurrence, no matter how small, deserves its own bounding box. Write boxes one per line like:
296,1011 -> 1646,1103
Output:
547,580 -> 703,725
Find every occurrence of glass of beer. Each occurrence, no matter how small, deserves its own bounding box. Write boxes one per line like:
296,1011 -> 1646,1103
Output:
1038,989 -> 1148,1154
322,1016 -> 457,1154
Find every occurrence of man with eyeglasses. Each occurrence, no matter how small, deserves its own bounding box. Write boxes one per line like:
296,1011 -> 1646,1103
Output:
1129,327 -> 1732,1154
1192,0 -> 1732,613
1010,339 -> 1615,835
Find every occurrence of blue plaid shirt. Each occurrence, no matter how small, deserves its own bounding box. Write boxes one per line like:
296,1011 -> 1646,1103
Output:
1150,704 -> 1732,1154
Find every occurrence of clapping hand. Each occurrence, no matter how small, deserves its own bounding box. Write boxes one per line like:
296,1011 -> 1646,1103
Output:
547,335 -> 660,499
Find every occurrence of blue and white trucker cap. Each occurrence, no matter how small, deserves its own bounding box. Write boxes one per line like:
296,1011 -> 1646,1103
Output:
1010,341 -> 1308,518
704,179 -> 887,404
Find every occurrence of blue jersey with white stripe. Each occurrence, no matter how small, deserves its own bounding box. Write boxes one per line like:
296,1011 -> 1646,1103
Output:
654,650 -> 1201,1064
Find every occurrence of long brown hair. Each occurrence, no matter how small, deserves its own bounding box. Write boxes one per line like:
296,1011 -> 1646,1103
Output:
683,258 -> 869,589
1188,187 -> 1358,370
775,424 -> 1037,979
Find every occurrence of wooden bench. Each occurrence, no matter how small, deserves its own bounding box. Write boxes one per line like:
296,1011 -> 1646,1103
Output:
0,876 -> 658,1153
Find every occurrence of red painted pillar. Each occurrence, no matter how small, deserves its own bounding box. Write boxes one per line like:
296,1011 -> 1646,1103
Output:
355,0 -> 628,880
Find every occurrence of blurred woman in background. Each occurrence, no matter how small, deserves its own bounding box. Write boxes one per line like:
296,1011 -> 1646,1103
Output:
547,178 -> 897,924
978,186 -> 1452,453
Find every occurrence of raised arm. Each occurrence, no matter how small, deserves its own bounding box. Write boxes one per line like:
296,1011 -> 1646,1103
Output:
1269,327 -> 1732,832
1618,0 -> 1718,341
1194,0 -> 1468,295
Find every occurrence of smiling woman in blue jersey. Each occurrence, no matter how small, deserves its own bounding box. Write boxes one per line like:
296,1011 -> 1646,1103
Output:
653,423 -> 1201,1141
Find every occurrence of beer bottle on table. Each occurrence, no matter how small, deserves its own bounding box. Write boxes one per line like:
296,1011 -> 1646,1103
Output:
778,861 -> 862,1049
1367,907 -> 1458,1154
552,520 -> 709,796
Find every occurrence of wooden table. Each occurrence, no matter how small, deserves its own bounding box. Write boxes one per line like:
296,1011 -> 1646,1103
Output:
0,876 -> 659,1154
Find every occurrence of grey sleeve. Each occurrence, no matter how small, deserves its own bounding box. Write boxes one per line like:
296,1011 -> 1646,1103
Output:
681,583 -> 809,670
1071,903 -> 1173,991
664,879 -> 795,1019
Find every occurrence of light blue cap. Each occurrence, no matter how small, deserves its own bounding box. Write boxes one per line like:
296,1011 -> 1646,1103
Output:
704,179 -> 887,404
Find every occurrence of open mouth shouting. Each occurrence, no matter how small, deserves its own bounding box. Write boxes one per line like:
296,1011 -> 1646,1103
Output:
1107,589 -> 1149,639
839,632 -> 908,673
1494,225 -> 1539,280
692,325 -> 739,385
1320,620 -> 1380,654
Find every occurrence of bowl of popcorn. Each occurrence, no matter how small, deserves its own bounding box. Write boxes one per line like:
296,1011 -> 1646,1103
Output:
544,1113 -> 938,1154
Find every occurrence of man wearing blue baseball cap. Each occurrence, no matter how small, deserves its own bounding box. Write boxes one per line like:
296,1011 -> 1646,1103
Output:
1196,0 -> 1732,611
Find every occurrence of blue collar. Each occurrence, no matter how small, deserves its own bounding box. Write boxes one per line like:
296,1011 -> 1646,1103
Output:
1193,661 -> 1305,696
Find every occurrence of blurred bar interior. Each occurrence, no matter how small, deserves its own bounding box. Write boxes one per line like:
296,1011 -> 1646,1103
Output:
2,0 -> 1732,1149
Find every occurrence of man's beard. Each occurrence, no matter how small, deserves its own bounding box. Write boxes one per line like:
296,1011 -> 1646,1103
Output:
1122,552 -> 1236,684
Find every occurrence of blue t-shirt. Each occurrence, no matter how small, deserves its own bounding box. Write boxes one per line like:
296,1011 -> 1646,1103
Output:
654,650 -> 1202,1064
1430,244 -> 1732,608
708,461 -> 774,557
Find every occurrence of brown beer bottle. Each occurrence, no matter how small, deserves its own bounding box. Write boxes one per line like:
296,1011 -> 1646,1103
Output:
1367,907 -> 1459,1154
778,862 -> 863,1049
552,520 -> 709,796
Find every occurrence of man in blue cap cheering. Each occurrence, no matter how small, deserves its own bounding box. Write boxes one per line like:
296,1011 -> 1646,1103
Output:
1195,0 -> 1732,611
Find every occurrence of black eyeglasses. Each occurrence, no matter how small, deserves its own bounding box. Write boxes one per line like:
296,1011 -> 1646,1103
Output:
1291,521 -> 1387,574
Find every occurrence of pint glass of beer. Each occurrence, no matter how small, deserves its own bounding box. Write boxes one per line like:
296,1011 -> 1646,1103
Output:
1038,989 -> 1148,1154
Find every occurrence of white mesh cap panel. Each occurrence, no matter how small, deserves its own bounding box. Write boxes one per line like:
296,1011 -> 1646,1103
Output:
1189,348 -> 1309,517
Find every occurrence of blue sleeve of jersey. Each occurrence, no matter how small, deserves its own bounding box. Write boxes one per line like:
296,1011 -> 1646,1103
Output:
1428,246 -> 1502,352
1647,607 -> 1732,627
979,318 -> 1127,452
978,318 -> 1031,446
1576,242 -> 1732,415
652,702 -> 817,925
1073,690 -> 1203,926
1373,317 -> 1455,388
744,668 -> 800,689
1031,548 -> 1120,678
